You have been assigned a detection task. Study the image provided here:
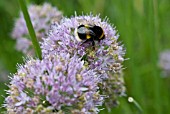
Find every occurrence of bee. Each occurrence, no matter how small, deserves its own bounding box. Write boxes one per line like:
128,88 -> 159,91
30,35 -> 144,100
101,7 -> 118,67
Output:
74,24 -> 105,48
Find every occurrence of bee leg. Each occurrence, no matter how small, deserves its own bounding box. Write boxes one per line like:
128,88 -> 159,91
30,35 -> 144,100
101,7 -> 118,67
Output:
98,39 -> 102,43
92,40 -> 95,50
80,40 -> 89,46
92,40 -> 95,46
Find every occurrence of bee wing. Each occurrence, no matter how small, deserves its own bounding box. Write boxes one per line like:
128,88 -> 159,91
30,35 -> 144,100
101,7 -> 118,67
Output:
77,27 -> 87,34
87,29 -> 96,36
77,27 -> 96,36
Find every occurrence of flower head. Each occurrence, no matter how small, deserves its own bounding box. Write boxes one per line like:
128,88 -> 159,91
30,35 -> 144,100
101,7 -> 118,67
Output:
4,52 -> 104,113
12,3 -> 62,55
158,50 -> 170,77
9,10 -> 126,112
42,14 -> 126,109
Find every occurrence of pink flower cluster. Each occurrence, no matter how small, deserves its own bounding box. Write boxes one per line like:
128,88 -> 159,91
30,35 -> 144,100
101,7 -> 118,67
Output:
12,3 -> 62,55
5,8 -> 126,113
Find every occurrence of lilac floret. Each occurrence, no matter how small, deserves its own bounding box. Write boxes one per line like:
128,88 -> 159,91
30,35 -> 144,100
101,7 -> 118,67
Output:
11,3 -> 62,56
42,14 -> 126,108
159,50 -> 170,77
5,53 -> 103,113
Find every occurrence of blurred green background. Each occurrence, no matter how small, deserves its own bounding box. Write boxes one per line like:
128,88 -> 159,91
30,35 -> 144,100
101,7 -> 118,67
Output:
0,0 -> 170,113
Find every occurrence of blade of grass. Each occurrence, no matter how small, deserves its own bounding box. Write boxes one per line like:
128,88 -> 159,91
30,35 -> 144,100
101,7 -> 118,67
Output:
123,0 -> 142,101
146,0 -> 161,113
18,0 -> 42,59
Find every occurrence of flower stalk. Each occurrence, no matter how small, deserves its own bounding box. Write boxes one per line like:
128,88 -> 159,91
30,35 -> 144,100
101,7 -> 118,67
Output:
18,0 -> 42,59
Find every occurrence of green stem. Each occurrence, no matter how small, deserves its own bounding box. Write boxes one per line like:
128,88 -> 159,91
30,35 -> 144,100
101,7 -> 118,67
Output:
18,0 -> 42,59
127,96 -> 143,113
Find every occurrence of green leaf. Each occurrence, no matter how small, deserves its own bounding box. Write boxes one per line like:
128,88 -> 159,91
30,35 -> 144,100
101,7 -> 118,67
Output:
18,0 -> 42,59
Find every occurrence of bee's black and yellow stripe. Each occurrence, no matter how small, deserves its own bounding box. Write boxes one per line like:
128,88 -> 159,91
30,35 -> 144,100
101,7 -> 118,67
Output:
76,25 -> 89,40
74,24 -> 105,44
92,25 -> 105,40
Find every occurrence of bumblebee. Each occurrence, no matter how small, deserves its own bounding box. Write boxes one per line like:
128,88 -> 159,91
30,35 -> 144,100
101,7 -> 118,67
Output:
74,24 -> 105,47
